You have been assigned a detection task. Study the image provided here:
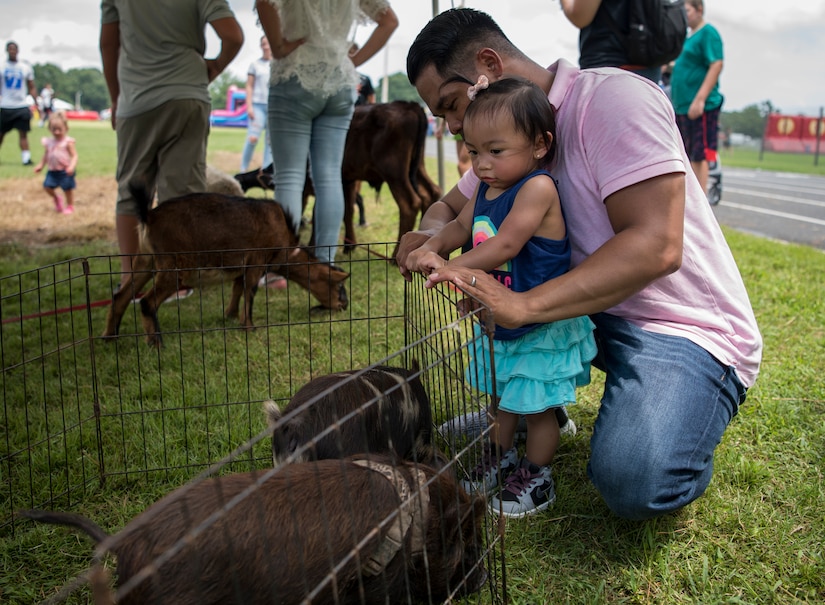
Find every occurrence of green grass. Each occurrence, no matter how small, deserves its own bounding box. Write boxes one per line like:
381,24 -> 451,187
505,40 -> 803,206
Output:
5,120 -> 823,179
0,120 -> 252,180
2,121 -> 824,603
720,146 -> 825,176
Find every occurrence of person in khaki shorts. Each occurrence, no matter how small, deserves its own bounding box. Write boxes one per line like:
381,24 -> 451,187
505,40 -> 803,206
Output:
99,0 -> 243,295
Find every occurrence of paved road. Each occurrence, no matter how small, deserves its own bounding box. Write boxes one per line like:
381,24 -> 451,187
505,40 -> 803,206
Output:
427,138 -> 825,250
712,167 -> 825,251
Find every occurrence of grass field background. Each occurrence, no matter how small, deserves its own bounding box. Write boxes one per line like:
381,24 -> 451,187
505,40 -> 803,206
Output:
1,120 -> 823,603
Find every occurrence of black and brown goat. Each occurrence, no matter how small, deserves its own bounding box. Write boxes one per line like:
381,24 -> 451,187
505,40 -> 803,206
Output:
266,363 -> 441,467
19,456 -> 487,604
234,101 -> 441,258
102,180 -> 349,347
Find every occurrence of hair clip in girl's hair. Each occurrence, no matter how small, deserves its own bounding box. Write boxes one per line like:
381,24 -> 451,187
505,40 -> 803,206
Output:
467,75 -> 490,101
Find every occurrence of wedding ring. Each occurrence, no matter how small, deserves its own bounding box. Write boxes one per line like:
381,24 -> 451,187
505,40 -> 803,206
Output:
470,275 -> 477,287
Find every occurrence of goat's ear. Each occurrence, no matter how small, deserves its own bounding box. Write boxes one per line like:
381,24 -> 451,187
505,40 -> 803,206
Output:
289,247 -> 302,258
330,267 -> 350,281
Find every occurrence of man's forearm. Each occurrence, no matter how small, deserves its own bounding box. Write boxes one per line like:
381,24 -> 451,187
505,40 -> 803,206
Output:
417,200 -> 458,233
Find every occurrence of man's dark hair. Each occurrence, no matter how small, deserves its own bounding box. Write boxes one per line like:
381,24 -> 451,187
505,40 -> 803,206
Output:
465,77 -> 558,164
406,8 -> 518,85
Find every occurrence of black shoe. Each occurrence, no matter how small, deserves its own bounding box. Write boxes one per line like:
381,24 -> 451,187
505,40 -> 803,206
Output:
23,160 -> 33,166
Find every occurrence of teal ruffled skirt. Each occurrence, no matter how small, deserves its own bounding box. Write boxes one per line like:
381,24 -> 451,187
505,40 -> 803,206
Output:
466,317 -> 597,414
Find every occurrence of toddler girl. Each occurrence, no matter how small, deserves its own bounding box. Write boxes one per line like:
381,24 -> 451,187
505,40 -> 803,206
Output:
407,76 -> 596,517
34,111 -> 78,214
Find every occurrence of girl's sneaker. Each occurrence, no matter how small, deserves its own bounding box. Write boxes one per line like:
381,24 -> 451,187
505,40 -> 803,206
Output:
53,194 -> 64,212
62,205 -> 74,214
460,444 -> 518,495
490,457 -> 555,518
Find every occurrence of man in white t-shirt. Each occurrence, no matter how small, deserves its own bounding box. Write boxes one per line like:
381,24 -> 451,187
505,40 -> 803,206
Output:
0,41 -> 38,165
399,8 -> 762,520
38,83 -> 55,126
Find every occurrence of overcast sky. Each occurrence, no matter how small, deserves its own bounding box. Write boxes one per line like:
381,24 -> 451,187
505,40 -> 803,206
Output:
1,0 -> 823,115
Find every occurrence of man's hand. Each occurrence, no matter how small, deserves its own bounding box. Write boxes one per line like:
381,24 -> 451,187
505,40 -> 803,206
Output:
396,230 -> 435,280
425,266 -> 527,329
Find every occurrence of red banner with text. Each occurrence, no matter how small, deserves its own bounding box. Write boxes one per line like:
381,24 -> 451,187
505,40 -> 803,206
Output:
763,113 -> 825,153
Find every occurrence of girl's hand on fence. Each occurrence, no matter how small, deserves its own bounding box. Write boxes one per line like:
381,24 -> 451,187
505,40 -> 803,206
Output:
407,250 -> 445,282
397,231 -> 436,281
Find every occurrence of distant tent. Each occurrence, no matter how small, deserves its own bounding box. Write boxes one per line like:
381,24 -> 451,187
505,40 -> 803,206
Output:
52,98 -> 74,111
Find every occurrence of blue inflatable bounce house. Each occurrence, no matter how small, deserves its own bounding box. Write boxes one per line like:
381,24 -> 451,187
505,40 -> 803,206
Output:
210,85 -> 248,128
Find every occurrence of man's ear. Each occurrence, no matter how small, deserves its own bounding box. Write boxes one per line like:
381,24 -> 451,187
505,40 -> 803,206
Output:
475,48 -> 505,80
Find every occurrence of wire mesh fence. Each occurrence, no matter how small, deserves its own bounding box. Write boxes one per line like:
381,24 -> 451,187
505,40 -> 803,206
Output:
1,244 -> 505,604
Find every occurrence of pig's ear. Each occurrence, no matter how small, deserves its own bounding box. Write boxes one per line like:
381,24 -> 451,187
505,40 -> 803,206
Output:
263,400 -> 281,426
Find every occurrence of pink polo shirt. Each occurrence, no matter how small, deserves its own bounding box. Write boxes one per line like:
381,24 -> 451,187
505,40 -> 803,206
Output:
458,59 -> 762,387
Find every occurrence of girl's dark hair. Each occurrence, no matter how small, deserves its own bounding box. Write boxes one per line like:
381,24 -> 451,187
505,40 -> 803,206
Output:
406,8 -> 518,85
465,77 -> 557,164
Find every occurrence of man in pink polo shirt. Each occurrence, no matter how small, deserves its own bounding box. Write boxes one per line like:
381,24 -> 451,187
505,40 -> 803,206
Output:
398,8 -> 761,520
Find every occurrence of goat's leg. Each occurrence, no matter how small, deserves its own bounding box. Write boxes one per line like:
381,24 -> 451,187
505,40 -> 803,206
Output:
226,276 -> 243,320
138,270 -> 179,348
102,255 -> 154,338
387,182 -> 423,262
416,165 -> 439,213
239,268 -> 262,329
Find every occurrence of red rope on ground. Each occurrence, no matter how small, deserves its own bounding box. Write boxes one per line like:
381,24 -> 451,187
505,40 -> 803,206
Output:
2,297 -> 113,325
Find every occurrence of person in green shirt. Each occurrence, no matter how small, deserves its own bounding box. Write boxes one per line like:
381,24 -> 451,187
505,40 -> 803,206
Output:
670,0 -> 724,197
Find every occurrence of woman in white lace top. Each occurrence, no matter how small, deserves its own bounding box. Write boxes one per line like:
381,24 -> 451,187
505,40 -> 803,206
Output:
254,0 -> 398,269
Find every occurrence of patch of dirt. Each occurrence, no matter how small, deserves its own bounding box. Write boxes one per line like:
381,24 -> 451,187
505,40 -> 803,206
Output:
0,175 -> 118,247
0,154 -> 242,247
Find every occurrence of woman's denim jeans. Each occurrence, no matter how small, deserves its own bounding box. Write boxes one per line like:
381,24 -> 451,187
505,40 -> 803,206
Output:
241,101 -> 271,172
587,313 -> 747,520
268,77 -> 354,265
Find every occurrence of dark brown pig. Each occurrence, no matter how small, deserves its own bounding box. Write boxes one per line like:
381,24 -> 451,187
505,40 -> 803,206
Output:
19,456 -> 487,604
266,362 -> 441,467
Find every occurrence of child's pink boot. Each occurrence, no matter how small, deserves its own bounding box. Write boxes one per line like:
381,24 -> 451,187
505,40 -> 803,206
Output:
53,194 -> 64,213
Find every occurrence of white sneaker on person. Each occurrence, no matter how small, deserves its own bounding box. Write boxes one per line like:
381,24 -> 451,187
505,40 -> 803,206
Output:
258,272 -> 287,289
490,457 -> 555,518
460,444 -> 519,495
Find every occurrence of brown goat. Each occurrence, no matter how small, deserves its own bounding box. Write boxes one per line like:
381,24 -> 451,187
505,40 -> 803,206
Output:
102,180 -> 349,347
19,456 -> 488,604
266,363 -> 441,467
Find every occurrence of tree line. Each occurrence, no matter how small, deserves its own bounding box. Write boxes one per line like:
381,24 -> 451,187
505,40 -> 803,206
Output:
34,62 -> 776,141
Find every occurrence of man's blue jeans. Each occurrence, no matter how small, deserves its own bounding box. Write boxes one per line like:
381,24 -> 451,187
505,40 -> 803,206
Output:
268,77 -> 354,265
587,312 -> 747,519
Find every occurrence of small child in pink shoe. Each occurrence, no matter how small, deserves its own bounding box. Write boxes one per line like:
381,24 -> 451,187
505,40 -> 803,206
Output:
34,111 -> 78,214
